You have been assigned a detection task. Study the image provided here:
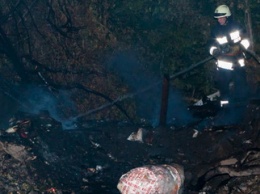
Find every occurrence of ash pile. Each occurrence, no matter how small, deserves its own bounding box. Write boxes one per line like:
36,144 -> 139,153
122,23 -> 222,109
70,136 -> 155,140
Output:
0,110 -> 123,193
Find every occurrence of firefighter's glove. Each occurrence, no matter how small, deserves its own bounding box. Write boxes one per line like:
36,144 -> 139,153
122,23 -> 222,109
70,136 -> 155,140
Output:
221,45 -> 230,54
212,48 -> 220,58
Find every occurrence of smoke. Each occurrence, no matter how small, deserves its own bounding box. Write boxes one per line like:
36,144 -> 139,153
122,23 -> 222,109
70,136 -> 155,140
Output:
21,85 -> 58,115
107,51 -> 194,127
17,84 -> 77,128
167,89 -> 195,126
0,51 -> 195,129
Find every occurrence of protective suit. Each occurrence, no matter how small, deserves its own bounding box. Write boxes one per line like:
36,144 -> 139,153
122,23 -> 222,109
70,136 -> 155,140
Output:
209,5 -> 250,107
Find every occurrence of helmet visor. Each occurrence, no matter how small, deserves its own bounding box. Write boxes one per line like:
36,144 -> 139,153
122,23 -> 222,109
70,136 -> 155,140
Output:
214,13 -> 226,18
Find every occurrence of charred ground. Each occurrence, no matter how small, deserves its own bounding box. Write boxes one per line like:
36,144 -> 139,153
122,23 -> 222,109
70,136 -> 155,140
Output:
0,98 -> 260,194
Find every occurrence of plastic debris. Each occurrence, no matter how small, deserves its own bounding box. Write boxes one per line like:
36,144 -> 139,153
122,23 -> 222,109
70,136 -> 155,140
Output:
0,142 -> 36,162
127,128 -> 144,143
5,125 -> 18,133
117,164 -> 185,194
192,129 -> 199,138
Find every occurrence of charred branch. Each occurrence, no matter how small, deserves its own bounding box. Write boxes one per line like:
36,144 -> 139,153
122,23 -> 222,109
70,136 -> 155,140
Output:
202,165 -> 260,182
16,0 -> 47,39
46,1 -> 72,38
0,26 -> 30,82
22,55 -> 100,76
0,75 -> 29,109
0,0 -> 22,25
12,3 -> 33,54
217,165 -> 260,177
45,1 -> 87,37
192,149 -> 260,191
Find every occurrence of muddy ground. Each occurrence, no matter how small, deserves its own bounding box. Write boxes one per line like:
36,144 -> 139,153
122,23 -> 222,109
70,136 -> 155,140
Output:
0,99 -> 260,194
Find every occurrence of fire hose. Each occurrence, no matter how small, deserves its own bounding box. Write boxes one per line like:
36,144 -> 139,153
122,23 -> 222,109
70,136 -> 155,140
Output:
73,51 -> 259,122
72,56 -> 214,121
245,49 -> 260,65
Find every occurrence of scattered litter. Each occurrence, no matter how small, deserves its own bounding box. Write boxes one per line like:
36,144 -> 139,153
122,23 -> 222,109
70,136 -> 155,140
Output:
127,128 -> 144,143
87,168 -> 96,173
243,139 -> 252,144
107,153 -> 117,161
5,125 -> 18,133
192,129 -> 199,138
89,136 -> 101,148
46,123 -> 52,127
96,165 -> 103,172
0,142 -> 35,162
219,158 -> 238,166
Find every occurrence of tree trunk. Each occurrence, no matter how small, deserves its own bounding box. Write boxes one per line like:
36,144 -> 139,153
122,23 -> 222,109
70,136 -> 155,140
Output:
245,0 -> 254,51
159,74 -> 170,126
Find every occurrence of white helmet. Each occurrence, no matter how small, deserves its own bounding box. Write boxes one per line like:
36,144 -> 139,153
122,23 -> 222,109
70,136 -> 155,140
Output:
214,5 -> 231,18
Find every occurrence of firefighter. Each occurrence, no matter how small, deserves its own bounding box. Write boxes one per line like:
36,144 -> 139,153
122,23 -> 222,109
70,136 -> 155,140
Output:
209,5 -> 250,107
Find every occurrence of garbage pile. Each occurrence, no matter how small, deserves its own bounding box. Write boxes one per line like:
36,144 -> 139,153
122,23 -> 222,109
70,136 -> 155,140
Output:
0,99 -> 259,193
0,110 -> 151,193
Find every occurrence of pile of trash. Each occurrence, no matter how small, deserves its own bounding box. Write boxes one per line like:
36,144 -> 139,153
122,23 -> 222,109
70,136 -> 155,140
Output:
0,99 -> 259,193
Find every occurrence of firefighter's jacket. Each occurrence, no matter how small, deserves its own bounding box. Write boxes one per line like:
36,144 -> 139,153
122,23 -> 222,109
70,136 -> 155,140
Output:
209,19 -> 250,70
